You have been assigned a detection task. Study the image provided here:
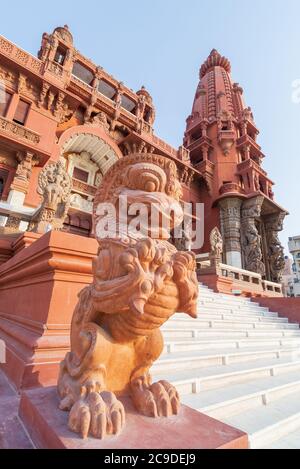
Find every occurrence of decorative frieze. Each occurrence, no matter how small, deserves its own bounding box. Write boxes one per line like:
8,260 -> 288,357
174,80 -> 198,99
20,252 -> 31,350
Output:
0,116 -> 41,144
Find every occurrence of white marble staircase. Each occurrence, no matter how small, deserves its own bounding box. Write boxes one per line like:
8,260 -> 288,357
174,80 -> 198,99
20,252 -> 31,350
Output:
153,283 -> 300,449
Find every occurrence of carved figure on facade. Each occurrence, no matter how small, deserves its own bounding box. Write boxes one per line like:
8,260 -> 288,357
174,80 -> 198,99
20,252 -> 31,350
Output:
15,151 -> 38,183
38,82 -> 50,108
241,197 -> 265,276
57,153 -> 198,440
54,91 -> 65,118
18,73 -> 27,94
136,93 -> 146,133
254,174 -> 260,192
47,90 -> 56,111
210,227 -> 223,258
84,95 -> 97,123
110,85 -> 123,131
265,213 -> 286,283
30,160 -> 72,232
241,219 -> 265,275
87,111 -> 110,132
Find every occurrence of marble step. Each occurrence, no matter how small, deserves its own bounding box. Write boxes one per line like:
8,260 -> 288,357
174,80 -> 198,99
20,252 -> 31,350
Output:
266,427 -> 300,449
153,346 -> 300,375
152,357 -> 300,394
197,299 -> 269,310
220,391 -> 300,449
163,318 -> 299,330
191,312 -> 286,322
163,337 -> 300,353
195,308 -> 278,318
181,370 -> 300,420
162,328 -> 300,340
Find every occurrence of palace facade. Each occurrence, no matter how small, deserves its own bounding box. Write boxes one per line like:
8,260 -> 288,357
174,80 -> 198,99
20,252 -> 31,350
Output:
0,25 -> 287,286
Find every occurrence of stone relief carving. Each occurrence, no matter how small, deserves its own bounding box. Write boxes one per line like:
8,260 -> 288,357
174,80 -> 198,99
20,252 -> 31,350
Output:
241,196 -> 265,275
38,82 -> 50,108
57,153 -> 198,439
210,226 -> 223,258
15,151 -> 38,182
30,160 -> 72,232
87,111 -> 110,132
265,212 -> 286,283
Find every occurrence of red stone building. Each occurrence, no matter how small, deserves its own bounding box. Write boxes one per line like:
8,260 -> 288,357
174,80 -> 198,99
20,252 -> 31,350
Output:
1,29 -> 298,446
0,26 -> 286,289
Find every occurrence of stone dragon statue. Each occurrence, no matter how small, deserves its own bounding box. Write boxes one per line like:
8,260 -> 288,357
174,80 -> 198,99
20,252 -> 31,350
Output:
57,153 -> 198,439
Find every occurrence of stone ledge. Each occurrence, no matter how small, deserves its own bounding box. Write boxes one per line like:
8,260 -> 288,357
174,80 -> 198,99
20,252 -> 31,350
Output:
19,386 -> 248,449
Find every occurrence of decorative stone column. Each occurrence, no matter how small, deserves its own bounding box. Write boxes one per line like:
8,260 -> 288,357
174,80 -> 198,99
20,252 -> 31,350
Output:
219,197 -> 243,268
264,212 -> 286,282
241,196 -> 265,275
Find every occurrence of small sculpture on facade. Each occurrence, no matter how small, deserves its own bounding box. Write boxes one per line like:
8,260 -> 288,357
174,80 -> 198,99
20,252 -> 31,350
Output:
209,226 -> 223,263
241,196 -> 265,276
110,85 -> 123,131
265,213 -> 286,283
30,160 -> 72,233
242,220 -> 265,275
15,151 -> 38,182
88,111 -> 110,132
38,82 -> 50,108
57,153 -> 198,440
254,174 -> 260,192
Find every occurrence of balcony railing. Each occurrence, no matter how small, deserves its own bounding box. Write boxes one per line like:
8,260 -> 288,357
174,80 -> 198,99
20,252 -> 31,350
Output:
0,116 -> 41,145
0,35 -> 43,74
72,178 -> 97,197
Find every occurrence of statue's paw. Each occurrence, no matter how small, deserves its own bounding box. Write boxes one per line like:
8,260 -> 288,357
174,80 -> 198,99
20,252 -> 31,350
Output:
68,391 -> 125,439
132,380 -> 180,417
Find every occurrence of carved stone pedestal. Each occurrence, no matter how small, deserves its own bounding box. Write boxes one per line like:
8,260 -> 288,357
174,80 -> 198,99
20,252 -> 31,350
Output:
0,230 -> 98,390
19,386 -> 248,449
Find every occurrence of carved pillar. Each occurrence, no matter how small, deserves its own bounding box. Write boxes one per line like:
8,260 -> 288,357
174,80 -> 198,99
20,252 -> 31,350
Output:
241,196 -> 265,275
264,212 -> 286,282
8,152 -> 38,207
219,197 -> 243,268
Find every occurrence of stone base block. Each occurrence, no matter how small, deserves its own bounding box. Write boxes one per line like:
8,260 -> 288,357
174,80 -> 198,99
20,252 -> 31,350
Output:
19,386 -> 248,449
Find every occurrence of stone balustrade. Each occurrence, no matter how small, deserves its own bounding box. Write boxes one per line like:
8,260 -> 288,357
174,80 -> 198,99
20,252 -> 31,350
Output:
72,178 -> 97,196
262,279 -> 283,295
196,253 -> 283,297
0,116 -> 41,145
0,35 -> 43,74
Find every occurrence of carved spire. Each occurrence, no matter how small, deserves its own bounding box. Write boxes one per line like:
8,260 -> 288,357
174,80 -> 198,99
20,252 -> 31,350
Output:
199,49 -> 231,79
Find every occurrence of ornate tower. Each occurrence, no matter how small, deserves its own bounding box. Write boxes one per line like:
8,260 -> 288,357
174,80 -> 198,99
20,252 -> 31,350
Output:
183,49 -> 287,281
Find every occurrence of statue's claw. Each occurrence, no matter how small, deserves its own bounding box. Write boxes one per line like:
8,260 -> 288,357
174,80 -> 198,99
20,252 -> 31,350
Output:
68,391 -> 125,439
131,379 -> 180,417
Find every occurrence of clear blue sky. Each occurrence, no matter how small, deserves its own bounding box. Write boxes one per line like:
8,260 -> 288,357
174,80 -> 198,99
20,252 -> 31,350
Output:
1,0 -> 299,253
